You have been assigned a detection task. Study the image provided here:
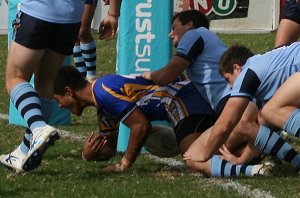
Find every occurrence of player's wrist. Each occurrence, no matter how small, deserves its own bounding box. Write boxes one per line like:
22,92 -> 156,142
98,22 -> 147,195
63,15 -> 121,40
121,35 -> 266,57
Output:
120,157 -> 131,169
108,11 -> 120,18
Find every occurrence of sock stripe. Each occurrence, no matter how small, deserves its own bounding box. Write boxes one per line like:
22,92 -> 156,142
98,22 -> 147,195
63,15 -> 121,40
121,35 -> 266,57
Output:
83,56 -> 96,62
27,115 -> 44,128
261,130 -> 273,152
269,137 -> 285,156
15,91 -> 39,109
230,165 -> 236,176
81,48 -> 96,54
75,61 -> 86,67
220,160 -> 226,176
284,149 -> 298,163
23,135 -> 30,147
295,130 -> 300,137
240,165 -> 247,174
87,66 -> 96,71
73,51 -> 83,57
20,103 -> 41,118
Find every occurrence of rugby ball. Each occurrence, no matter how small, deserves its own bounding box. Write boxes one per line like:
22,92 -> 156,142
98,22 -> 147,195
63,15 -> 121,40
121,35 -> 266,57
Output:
144,125 -> 180,158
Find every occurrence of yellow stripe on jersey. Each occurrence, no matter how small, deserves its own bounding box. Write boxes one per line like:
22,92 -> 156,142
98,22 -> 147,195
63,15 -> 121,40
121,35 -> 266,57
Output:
102,83 -> 158,102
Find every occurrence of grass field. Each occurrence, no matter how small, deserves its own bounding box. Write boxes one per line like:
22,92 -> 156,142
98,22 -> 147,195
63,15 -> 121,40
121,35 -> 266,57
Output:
0,33 -> 300,198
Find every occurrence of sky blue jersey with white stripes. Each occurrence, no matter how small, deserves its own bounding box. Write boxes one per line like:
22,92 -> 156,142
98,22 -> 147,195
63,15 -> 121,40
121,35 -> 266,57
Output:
92,75 -> 214,128
175,27 -> 231,110
231,42 -> 300,106
21,0 -> 84,23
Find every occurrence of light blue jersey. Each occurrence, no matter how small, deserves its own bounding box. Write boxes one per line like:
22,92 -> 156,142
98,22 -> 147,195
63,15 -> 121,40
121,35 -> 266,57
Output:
175,27 -> 231,110
21,0 -> 84,23
231,42 -> 300,106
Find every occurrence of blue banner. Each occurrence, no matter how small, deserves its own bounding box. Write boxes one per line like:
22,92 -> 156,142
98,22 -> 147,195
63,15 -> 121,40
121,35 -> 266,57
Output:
117,0 -> 173,151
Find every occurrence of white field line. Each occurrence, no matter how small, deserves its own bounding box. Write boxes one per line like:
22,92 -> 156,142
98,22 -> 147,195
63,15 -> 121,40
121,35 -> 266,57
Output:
0,113 -> 274,198
149,155 -> 275,198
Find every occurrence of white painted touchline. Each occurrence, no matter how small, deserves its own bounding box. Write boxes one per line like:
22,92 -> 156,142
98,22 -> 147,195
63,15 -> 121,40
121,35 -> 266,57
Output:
0,113 -> 275,198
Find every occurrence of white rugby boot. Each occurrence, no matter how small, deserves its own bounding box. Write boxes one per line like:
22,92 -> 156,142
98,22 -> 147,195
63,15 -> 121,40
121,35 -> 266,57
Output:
22,125 -> 59,171
251,163 -> 273,176
0,148 -> 25,173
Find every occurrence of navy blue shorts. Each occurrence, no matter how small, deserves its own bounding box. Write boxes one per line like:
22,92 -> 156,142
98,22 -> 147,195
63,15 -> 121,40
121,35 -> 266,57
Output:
174,114 -> 215,144
85,0 -> 98,6
283,0 -> 300,24
13,12 -> 80,55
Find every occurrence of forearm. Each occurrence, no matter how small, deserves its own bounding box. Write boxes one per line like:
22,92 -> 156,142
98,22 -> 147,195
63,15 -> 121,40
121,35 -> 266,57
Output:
108,0 -> 122,17
150,69 -> 176,85
122,124 -> 151,167
205,123 -> 233,160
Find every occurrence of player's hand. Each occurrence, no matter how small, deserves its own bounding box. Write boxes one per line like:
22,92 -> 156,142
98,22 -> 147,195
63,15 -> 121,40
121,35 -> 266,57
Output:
98,15 -> 119,40
102,163 -> 127,172
219,144 -> 239,165
102,157 -> 131,172
141,72 -> 153,80
183,149 -> 210,162
82,132 -> 107,160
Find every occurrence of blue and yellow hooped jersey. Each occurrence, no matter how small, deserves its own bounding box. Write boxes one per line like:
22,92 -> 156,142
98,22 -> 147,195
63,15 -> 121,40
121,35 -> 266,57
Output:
93,75 -> 214,131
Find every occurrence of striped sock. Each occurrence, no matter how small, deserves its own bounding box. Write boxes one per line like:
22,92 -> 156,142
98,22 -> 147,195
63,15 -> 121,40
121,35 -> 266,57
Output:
80,41 -> 96,78
210,155 -> 253,177
10,82 -> 46,132
18,128 -> 32,155
283,109 -> 300,138
73,45 -> 87,77
255,125 -> 300,169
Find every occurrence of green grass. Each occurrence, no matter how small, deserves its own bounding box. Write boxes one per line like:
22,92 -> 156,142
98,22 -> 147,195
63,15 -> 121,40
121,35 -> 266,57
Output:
1,33 -> 300,198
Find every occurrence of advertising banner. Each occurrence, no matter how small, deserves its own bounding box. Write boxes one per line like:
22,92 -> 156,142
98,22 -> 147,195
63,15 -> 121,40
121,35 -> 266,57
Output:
174,0 -> 280,33
116,0 -> 173,151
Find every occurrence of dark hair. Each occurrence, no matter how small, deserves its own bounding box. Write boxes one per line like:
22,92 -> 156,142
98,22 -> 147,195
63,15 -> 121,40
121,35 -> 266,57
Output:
54,66 -> 88,95
219,45 -> 254,74
172,9 -> 210,29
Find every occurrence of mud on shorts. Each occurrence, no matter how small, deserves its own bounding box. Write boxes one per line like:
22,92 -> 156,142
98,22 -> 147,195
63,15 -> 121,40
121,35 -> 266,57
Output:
283,0 -> 300,24
13,12 -> 80,55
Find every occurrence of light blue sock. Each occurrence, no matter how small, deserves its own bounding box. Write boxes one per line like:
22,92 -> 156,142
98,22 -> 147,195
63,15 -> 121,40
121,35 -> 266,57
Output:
10,82 -> 46,132
210,155 -> 253,177
80,41 -> 97,78
255,125 -> 300,169
73,45 -> 87,77
283,109 -> 300,138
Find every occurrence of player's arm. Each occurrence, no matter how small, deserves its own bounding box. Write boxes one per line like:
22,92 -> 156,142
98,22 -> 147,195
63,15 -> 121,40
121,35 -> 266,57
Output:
98,0 -> 122,40
184,97 -> 250,162
141,56 -> 190,85
103,108 -> 151,172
